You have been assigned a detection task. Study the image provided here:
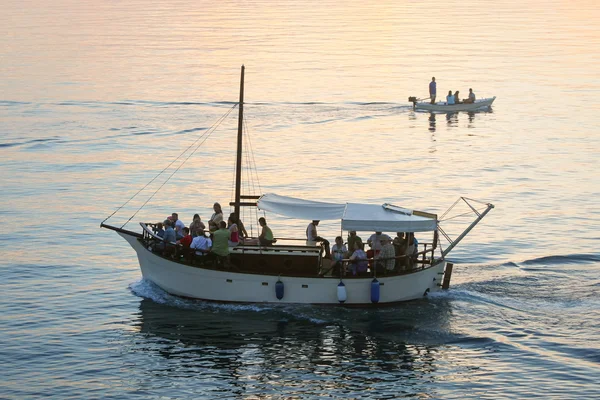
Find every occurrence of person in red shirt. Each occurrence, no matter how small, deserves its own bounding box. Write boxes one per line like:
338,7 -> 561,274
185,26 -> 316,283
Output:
176,227 -> 193,260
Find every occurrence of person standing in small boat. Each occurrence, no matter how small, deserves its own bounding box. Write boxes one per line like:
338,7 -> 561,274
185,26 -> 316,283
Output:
429,77 -> 437,104
208,202 -> 223,231
446,90 -> 455,105
463,88 -> 476,104
454,90 -> 461,104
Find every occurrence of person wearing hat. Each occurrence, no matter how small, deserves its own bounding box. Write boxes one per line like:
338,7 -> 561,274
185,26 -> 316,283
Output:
306,220 -> 330,258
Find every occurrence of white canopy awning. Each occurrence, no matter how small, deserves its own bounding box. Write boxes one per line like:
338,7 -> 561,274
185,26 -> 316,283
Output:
342,203 -> 437,232
257,193 -> 438,232
257,193 -> 346,220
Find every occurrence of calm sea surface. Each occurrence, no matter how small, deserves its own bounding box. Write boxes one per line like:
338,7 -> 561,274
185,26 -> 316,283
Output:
1,0 -> 599,398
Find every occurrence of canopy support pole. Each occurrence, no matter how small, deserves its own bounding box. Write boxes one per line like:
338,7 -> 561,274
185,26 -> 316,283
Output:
441,201 -> 494,258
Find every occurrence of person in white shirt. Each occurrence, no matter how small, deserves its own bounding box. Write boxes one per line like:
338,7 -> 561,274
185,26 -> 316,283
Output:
190,230 -> 212,258
367,232 -> 392,252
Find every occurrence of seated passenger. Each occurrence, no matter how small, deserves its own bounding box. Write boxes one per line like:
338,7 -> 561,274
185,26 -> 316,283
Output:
227,214 -> 240,246
208,202 -> 223,232
349,240 -> 368,276
153,222 -> 165,238
176,227 -> 193,260
306,220 -> 331,258
446,90 -> 455,105
454,90 -> 461,104
190,229 -> 212,257
229,213 -> 248,240
162,219 -> 177,256
464,88 -> 476,104
258,217 -> 275,246
330,236 -> 348,276
189,214 -> 206,237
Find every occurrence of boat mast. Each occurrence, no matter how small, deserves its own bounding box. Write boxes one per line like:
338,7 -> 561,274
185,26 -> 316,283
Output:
234,65 -> 245,219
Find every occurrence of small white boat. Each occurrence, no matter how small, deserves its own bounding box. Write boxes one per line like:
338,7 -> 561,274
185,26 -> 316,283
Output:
102,66 -> 494,306
410,97 -> 496,112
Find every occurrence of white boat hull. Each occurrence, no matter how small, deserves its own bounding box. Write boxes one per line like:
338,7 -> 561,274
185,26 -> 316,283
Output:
415,97 -> 496,112
119,231 -> 446,305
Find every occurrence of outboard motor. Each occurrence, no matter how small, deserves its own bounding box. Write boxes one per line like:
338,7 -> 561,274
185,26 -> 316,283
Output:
408,96 -> 418,110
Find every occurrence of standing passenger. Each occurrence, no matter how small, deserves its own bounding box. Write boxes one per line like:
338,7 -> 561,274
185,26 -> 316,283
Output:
171,213 -> 185,239
208,202 -> 223,232
347,231 -> 362,254
378,238 -> 396,273
429,77 -> 437,104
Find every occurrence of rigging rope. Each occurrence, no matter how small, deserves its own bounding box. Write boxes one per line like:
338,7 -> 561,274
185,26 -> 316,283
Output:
101,104 -> 238,227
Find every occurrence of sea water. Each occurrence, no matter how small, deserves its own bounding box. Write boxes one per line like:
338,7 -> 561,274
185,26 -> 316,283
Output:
1,0 -> 599,398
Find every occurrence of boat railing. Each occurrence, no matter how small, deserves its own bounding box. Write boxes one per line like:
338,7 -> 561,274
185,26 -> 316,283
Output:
328,245 -> 437,277
139,222 -> 438,278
